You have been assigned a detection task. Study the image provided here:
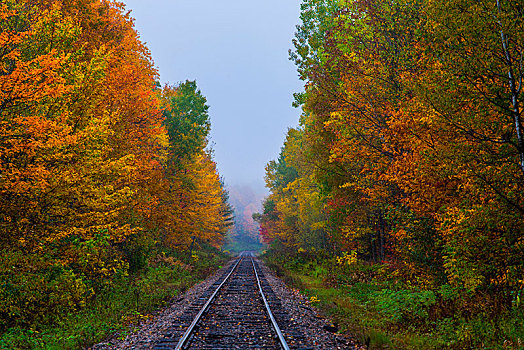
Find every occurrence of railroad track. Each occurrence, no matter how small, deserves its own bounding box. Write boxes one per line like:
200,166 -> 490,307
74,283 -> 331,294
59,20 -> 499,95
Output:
153,253 -> 312,349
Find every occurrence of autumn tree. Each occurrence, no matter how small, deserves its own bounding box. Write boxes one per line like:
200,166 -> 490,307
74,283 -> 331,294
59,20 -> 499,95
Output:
385,0 -> 524,298
0,0 -> 233,331
263,0 -> 524,311
148,82 -> 232,249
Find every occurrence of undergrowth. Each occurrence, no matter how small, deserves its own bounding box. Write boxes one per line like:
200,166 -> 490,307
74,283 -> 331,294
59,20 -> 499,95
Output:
0,247 -> 229,350
264,249 -> 524,350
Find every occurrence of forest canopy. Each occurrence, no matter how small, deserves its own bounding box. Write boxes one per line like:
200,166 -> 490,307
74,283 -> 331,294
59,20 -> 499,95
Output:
258,0 -> 524,346
0,0 -> 232,337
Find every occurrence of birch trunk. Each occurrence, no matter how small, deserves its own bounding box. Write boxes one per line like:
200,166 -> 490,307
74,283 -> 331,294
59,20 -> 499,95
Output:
496,0 -> 524,176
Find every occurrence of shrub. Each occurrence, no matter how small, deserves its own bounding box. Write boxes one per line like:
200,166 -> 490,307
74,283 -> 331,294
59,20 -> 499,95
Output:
369,288 -> 437,322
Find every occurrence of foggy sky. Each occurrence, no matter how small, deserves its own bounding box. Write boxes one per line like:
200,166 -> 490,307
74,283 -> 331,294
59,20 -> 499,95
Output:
120,0 -> 304,193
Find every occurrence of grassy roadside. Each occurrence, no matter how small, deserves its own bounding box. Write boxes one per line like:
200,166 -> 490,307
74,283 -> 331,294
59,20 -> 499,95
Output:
264,252 -> 524,350
0,249 -> 230,350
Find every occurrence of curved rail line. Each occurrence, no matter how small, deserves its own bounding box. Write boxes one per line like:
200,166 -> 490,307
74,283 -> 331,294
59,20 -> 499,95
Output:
174,253 -> 290,350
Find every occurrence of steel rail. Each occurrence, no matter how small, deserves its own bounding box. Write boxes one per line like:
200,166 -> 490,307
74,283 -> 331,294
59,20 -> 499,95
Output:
174,256 -> 243,350
250,256 -> 291,350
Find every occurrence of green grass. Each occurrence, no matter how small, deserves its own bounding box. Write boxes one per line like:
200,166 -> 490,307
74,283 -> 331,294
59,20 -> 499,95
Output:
289,270 -> 416,349
265,254 -> 524,350
0,250 -> 229,350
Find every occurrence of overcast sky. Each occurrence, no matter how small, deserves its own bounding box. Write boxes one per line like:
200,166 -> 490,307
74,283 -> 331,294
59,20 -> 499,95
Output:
120,0 -> 303,193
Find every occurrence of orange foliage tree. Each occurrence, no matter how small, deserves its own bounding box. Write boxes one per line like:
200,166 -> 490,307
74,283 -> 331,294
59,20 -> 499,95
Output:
261,0 -> 524,310
0,0 -> 232,331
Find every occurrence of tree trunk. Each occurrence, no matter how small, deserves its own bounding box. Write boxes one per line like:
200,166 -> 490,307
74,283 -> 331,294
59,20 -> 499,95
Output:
496,0 -> 524,176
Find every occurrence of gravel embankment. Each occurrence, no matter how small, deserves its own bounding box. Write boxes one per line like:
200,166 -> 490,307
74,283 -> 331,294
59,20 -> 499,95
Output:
92,259 -> 236,350
93,257 -> 363,350
258,260 -> 363,350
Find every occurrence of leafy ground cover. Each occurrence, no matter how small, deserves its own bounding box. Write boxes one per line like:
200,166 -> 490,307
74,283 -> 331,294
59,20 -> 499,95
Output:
264,250 -> 524,350
0,247 -> 229,350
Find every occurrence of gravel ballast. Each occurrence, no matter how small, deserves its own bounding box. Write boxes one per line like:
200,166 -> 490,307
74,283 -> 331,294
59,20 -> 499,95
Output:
93,257 -> 362,349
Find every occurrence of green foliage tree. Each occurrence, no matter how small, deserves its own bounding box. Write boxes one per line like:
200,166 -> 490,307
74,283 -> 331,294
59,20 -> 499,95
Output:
162,80 -> 211,170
